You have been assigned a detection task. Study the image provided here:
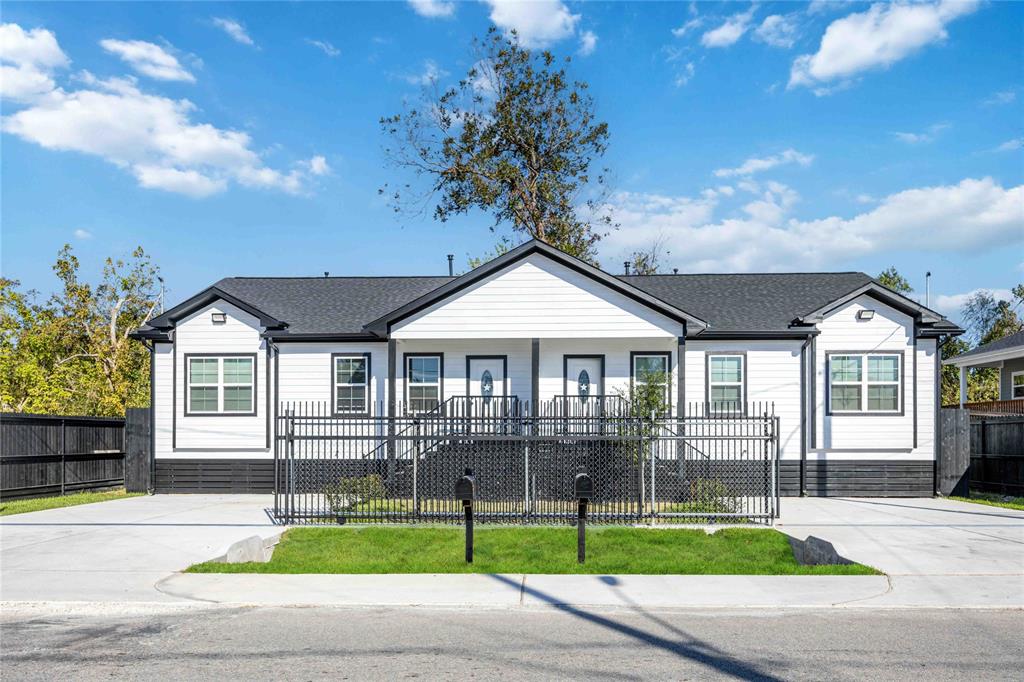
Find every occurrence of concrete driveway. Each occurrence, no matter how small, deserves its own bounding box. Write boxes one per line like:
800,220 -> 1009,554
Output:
777,497 -> 1024,607
0,494 -> 278,603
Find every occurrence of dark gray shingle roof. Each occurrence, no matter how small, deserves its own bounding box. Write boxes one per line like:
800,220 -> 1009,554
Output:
620,272 -> 874,332
214,276 -> 454,335
951,330 -> 1024,360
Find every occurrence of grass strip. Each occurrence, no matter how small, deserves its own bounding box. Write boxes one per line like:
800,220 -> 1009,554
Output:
0,489 -> 142,516
948,493 -> 1024,512
189,526 -> 879,575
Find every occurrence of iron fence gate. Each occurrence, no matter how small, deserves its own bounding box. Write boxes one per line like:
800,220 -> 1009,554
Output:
273,398 -> 779,525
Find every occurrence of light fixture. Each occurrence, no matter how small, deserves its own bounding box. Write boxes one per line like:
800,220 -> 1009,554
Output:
211,312 -> 227,324
857,309 -> 875,321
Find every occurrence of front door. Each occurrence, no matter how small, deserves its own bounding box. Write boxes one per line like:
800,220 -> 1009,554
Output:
564,356 -> 603,416
467,356 -> 506,415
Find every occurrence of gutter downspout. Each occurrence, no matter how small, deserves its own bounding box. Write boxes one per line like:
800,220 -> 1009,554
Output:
146,340 -> 156,494
799,333 -> 813,497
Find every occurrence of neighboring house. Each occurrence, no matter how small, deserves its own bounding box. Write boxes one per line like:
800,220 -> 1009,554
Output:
131,240 -> 962,497
944,330 -> 1024,414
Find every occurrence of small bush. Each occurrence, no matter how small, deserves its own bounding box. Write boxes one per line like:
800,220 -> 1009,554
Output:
323,475 -> 386,512
687,478 -> 736,514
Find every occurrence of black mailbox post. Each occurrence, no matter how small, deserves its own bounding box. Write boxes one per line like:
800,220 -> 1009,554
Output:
574,472 -> 594,564
456,468 -> 475,563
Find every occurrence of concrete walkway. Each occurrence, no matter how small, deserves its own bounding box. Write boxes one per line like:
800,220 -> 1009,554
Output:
0,494 -> 278,603
2,495 -> 1022,610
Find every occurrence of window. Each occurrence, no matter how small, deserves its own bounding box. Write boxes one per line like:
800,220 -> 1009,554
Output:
708,354 -> 744,413
186,355 -> 254,414
334,354 -> 370,414
632,353 -> 670,407
1012,371 -> 1024,399
829,353 -> 901,414
407,355 -> 441,413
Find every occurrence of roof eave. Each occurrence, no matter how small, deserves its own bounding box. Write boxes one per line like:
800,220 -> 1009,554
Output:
146,285 -> 288,331
797,282 -> 945,325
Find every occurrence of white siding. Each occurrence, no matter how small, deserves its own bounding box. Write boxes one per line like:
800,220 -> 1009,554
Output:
685,340 -> 803,460
536,338 -> 677,404
277,342 -> 388,411
392,254 -> 683,339
156,301 -> 268,460
813,295 -> 934,460
396,339 -> 532,405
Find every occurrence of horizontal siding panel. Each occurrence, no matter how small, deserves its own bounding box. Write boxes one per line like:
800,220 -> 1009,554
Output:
779,460 -> 933,496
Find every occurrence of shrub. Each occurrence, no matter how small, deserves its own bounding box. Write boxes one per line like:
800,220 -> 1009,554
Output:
323,475 -> 386,512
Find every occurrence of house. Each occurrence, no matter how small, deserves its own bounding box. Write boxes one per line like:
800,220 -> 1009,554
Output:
944,330 -> 1024,415
131,240 -> 963,498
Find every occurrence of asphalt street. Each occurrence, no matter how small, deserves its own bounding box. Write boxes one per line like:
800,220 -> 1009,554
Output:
2,605 -> 1022,680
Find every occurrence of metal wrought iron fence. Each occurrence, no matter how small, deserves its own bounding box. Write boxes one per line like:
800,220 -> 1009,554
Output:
274,398 -> 778,525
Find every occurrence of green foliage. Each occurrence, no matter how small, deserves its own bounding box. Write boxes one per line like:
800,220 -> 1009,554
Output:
187,526 -> 879,575
323,475 -> 387,512
628,235 -> 671,275
947,285 -> 1023,404
688,478 -> 736,514
0,489 -> 141,516
381,27 -> 613,264
466,235 -> 515,270
0,245 -> 160,416
876,266 -> 913,294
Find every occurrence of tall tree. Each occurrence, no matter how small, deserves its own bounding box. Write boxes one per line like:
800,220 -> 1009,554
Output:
876,266 -> 913,294
380,28 -> 613,263
0,245 -> 160,416
953,286 -> 1023,403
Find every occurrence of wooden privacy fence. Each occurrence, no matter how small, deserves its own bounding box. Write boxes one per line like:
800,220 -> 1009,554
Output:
0,413 -> 126,500
970,416 -> 1024,496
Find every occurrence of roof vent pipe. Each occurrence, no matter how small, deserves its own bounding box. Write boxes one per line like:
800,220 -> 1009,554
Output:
624,261 -> 631,276
324,271 -> 329,278
673,268 -> 679,275
447,254 -> 454,276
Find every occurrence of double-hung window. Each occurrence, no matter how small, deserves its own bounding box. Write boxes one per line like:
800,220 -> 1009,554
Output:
187,355 -> 255,414
407,355 -> 441,413
829,353 -> 901,414
708,354 -> 744,413
632,353 -> 670,409
334,354 -> 370,414
1011,371 -> 1024,399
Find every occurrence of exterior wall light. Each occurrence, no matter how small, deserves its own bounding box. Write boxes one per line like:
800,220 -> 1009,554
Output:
857,310 -> 875,320
211,312 -> 227,324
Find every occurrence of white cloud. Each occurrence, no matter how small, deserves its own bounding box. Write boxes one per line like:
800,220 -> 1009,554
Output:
713,149 -> 814,178
306,39 -> 340,57
754,14 -> 799,49
100,39 -> 194,82
673,62 -> 696,88
995,138 -> 1023,153
402,60 -> 447,86
73,228 -> 93,240
701,8 -> 756,48
1,24 -> 324,198
600,177 -> 1023,272
484,0 -> 580,48
307,155 -> 330,176
408,0 -> 456,19
578,30 -> 597,56
672,18 -> 702,38
211,18 -> 256,47
934,288 -> 1014,317
982,89 -> 1016,106
891,122 -> 950,144
856,193 -> 876,204
789,1 -> 979,92
0,23 -> 69,103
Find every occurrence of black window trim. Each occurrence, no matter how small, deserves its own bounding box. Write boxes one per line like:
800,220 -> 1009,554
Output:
562,354 -> 606,398
404,352 -> 444,414
825,350 -> 906,417
331,352 -> 372,417
704,351 -> 748,416
629,350 -> 672,414
464,355 -> 509,399
183,352 -> 258,417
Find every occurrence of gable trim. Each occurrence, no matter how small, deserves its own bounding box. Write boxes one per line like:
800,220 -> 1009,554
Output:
362,240 -> 709,335
797,283 -> 944,325
146,286 -> 287,331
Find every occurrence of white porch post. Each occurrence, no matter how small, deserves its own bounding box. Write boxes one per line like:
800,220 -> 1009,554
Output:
959,365 -> 968,406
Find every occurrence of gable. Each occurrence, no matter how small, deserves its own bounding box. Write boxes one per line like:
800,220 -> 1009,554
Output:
391,253 -> 684,339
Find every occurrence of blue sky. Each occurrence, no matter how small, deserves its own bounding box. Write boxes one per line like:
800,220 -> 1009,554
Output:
2,1 -> 1021,322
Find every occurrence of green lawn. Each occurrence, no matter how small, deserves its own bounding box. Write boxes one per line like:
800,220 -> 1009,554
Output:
0,489 -> 142,516
949,493 -> 1024,511
188,526 -> 879,575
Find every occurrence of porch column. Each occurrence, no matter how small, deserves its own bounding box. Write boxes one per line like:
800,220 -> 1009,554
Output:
387,338 -> 396,479
677,333 -> 686,418
959,365 -> 968,407
531,338 -> 540,411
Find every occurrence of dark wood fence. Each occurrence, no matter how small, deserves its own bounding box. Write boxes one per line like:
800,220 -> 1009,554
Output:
124,407 -> 151,493
937,408 -> 970,496
1,413 -> 126,500
970,416 -> 1024,496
